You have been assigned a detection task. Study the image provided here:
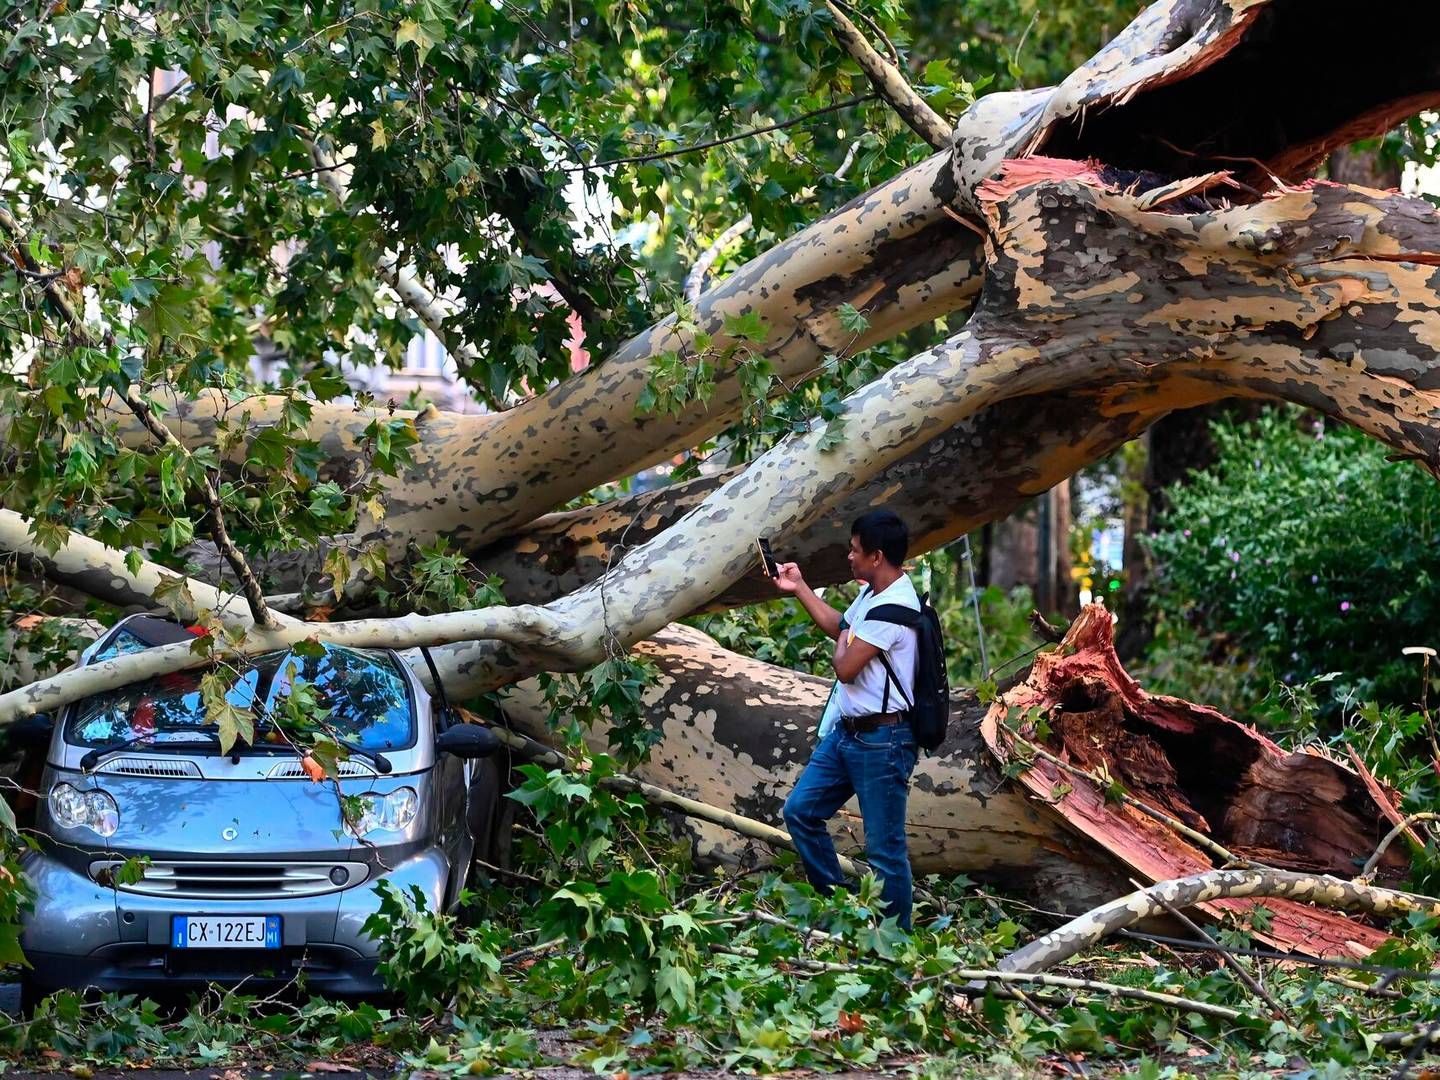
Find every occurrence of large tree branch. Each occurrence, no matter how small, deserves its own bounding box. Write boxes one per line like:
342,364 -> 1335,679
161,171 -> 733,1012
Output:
376,150 -> 978,556
472,388 -> 1165,607
1000,869 -> 1440,975
0,600 -> 569,727
429,166 -> 1440,696
822,1 -> 951,150
0,509 -> 296,630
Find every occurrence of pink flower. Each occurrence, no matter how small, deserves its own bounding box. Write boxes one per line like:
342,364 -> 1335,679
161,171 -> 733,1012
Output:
1340,601 -> 1352,612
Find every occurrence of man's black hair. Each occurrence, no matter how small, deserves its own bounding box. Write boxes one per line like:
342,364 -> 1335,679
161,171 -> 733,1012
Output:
851,509 -> 908,567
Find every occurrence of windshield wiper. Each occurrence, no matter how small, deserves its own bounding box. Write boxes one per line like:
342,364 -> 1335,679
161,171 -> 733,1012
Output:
336,738 -> 392,775
80,727 -> 222,772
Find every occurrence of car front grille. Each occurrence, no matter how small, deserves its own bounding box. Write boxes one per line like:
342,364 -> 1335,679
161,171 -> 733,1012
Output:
266,759 -> 376,778
90,860 -> 371,898
93,757 -> 201,778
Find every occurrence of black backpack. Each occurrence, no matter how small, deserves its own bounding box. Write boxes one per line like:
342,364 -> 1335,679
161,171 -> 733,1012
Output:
863,591 -> 950,752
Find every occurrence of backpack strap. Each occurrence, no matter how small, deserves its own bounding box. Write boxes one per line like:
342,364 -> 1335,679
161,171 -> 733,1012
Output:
866,603 -> 920,628
874,651 -> 913,712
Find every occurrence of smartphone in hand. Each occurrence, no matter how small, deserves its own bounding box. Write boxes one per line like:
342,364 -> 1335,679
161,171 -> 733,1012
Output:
756,536 -> 779,578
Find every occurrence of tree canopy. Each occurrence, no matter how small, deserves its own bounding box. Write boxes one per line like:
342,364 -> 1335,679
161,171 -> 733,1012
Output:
2,0 -> 1135,576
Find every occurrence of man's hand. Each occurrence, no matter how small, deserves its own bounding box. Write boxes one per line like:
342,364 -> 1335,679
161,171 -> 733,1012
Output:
772,561 -> 804,594
771,562 -> 842,639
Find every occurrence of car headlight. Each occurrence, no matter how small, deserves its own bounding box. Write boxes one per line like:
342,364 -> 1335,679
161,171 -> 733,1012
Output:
345,787 -> 418,836
50,783 -> 120,837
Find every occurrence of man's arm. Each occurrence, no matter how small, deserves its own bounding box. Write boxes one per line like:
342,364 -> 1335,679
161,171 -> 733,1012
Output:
834,633 -> 882,683
772,562 -> 842,640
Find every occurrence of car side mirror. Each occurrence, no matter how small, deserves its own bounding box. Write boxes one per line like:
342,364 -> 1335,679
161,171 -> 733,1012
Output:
435,724 -> 500,760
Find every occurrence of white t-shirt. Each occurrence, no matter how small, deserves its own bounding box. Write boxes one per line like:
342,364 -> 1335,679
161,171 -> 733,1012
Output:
818,574 -> 920,738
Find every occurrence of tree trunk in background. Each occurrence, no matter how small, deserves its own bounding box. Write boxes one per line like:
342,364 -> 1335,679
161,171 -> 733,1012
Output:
978,485 -> 1075,617
1327,145 -> 1403,190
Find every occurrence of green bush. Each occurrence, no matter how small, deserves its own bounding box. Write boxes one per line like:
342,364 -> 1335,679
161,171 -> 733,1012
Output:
1145,409 -> 1440,717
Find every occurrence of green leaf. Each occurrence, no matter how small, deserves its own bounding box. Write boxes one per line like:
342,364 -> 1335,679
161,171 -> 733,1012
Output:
290,637 -> 326,659
359,543 -> 388,582
817,416 -> 846,452
323,546 -> 352,601
655,960 -> 695,1013
722,310 -> 769,344
114,855 -> 150,886
396,19 -> 441,62
138,283 -> 203,348
202,671 -> 255,754
6,128 -> 32,172
836,302 -> 869,335
153,573 -> 195,619
309,736 -> 348,777
0,923 -> 24,966
29,517 -> 69,555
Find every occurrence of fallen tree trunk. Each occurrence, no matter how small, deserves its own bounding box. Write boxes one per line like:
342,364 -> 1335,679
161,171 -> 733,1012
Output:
472,390 -> 1164,608
493,615 -> 1415,953
496,622 -> 1134,910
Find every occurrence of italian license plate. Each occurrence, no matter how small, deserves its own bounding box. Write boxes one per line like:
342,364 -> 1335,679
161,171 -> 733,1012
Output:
171,915 -> 281,949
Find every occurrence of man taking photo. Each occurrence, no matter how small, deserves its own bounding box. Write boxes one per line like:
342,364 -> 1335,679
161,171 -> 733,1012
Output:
771,509 -> 920,929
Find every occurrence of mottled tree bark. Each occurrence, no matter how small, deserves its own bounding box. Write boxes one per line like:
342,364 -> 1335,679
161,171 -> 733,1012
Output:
473,391 -> 1162,609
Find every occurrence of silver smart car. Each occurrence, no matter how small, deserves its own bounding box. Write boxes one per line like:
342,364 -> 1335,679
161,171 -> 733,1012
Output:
16,613 -> 507,1006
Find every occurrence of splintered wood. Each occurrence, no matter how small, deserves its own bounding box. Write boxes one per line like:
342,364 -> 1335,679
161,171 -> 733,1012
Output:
983,604 -> 1410,959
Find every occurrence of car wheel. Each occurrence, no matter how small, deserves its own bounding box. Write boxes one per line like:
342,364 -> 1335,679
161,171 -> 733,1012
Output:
461,757 -> 520,892
487,795 -> 517,873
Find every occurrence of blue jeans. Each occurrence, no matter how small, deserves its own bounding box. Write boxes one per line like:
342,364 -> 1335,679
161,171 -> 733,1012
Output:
782,724 -> 919,929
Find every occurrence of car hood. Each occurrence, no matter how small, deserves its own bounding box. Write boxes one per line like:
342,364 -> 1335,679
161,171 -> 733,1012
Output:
95,776 -> 359,860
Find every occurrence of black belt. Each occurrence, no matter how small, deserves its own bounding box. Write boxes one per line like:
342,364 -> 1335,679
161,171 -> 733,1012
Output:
842,712 -> 906,734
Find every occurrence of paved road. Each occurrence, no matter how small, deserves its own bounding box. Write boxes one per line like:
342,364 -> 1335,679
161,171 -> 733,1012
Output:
0,980 -> 17,1015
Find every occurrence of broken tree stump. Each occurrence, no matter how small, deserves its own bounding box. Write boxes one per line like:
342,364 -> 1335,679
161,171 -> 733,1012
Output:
984,604 -> 1412,958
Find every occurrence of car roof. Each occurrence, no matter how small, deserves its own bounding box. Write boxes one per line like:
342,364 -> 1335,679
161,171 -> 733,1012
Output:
85,614 -> 196,664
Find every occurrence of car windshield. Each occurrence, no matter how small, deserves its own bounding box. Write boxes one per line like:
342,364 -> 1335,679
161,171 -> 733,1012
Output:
65,631 -> 414,752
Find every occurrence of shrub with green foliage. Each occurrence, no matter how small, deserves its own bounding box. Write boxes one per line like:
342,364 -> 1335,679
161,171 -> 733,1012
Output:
1144,409 -> 1440,717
